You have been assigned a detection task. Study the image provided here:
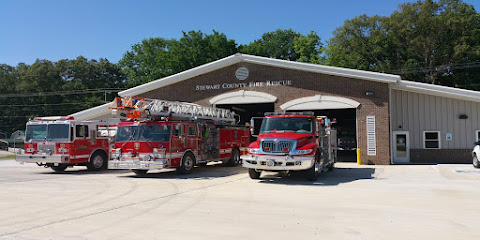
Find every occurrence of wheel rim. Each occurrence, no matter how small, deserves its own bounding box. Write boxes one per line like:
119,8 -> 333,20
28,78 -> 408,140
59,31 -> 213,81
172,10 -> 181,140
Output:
92,155 -> 104,168
184,155 -> 193,171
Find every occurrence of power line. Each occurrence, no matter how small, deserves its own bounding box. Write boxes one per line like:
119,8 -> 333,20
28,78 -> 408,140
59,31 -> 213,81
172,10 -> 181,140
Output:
0,116 -> 31,118
386,61 -> 480,75
0,88 -> 126,98
0,101 -> 106,107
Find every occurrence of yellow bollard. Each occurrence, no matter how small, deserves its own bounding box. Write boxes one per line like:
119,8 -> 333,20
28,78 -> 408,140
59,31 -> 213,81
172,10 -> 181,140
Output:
356,148 -> 361,165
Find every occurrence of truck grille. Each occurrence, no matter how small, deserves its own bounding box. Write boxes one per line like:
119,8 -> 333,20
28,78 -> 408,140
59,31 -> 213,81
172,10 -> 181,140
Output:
37,144 -> 55,152
261,140 -> 293,153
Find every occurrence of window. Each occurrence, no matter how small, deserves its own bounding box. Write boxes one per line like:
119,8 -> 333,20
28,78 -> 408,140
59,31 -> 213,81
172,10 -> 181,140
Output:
187,126 -> 196,136
173,124 -> 184,136
76,125 -> 89,138
423,131 -> 440,149
476,130 -> 480,142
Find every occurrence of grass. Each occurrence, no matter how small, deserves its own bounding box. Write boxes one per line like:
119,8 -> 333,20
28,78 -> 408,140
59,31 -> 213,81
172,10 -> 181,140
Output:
0,155 -> 15,160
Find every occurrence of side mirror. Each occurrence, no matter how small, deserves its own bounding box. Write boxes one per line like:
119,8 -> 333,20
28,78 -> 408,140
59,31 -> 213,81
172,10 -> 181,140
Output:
250,117 -> 264,137
250,119 -> 256,137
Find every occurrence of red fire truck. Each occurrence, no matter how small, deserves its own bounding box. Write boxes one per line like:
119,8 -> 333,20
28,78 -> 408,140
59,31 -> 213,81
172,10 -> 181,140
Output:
241,112 -> 337,181
15,116 -> 115,172
108,97 -> 250,176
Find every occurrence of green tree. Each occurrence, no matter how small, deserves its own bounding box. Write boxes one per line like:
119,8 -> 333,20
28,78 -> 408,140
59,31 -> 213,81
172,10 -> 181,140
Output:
0,57 -> 126,135
326,0 -> 480,87
240,29 -> 323,62
119,30 -> 238,86
325,15 -> 389,72
293,31 -> 324,63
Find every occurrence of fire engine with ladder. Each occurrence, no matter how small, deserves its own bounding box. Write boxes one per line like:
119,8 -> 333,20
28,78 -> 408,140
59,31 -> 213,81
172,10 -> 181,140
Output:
15,116 -> 115,172
108,97 -> 250,176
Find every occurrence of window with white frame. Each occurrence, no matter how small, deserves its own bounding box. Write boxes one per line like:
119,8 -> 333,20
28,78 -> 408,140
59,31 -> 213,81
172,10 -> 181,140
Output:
476,130 -> 480,142
423,131 -> 440,149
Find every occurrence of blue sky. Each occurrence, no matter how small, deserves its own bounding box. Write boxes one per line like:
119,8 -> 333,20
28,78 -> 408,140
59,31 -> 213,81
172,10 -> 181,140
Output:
1,0 -> 479,66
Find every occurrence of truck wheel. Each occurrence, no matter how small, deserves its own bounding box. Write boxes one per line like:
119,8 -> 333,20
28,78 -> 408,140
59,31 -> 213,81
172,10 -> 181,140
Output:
177,152 -> 195,174
248,169 -> 261,179
226,148 -> 241,167
328,162 -> 335,171
87,152 -> 107,171
305,163 -> 318,181
474,154 -> 480,168
51,164 -> 68,173
132,169 -> 148,176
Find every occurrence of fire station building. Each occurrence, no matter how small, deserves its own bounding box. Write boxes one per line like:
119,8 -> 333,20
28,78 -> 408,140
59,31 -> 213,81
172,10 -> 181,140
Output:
73,53 -> 480,165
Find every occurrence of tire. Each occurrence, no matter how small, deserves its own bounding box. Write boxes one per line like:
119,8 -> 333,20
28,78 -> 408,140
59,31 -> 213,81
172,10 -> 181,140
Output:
51,164 -> 68,173
132,169 -> 148,176
328,162 -> 335,171
226,148 -> 241,167
177,152 -> 195,174
305,163 -> 318,181
474,154 -> 480,168
87,152 -> 107,171
248,169 -> 261,179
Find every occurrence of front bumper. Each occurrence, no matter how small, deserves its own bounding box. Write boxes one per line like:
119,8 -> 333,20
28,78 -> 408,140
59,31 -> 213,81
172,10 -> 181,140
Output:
15,154 -> 69,163
241,154 -> 314,171
108,159 -> 169,170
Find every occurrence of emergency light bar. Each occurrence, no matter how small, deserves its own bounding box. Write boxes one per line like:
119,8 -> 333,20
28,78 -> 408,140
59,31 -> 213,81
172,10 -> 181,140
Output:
33,116 -> 75,121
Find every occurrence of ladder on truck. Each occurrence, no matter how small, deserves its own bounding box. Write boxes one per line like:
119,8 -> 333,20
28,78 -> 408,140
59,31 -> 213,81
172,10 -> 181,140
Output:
109,96 -> 237,124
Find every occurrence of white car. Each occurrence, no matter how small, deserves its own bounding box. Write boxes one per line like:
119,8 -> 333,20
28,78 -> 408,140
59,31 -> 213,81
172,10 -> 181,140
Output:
472,144 -> 480,168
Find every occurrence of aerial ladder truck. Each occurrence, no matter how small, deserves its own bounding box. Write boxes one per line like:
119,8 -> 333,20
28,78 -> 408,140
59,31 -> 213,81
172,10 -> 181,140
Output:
108,97 -> 250,176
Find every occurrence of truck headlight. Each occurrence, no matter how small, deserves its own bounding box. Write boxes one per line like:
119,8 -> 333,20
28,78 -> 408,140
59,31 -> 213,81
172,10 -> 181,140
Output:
295,149 -> 313,155
247,148 -> 258,154
111,148 -> 121,158
153,148 -> 166,159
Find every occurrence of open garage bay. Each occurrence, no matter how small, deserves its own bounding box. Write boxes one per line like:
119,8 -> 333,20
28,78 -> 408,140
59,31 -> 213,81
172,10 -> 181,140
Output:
0,160 -> 479,239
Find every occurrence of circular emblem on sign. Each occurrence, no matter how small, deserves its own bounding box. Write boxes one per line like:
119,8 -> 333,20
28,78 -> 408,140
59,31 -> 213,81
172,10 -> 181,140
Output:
235,67 -> 249,80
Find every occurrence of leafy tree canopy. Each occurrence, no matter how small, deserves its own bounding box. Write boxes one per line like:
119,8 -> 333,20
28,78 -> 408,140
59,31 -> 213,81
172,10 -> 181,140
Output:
0,57 -> 126,135
239,29 -> 323,63
119,30 -> 237,86
326,0 -> 480,88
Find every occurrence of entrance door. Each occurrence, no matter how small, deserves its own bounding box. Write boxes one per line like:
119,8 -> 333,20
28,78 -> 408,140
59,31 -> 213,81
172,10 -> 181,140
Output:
393,131 -> 410,163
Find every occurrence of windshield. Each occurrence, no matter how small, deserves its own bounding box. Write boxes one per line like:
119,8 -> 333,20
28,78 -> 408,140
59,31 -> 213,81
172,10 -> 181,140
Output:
139,125 -> 171,142
115,124 -> 171,142
115,126 -> 138,142
260,117 -> 313,133
25,124 -> 70,142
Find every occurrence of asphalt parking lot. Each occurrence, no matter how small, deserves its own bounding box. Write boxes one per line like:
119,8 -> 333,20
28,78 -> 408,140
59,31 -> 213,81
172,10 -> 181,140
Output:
0,159 -> 479,240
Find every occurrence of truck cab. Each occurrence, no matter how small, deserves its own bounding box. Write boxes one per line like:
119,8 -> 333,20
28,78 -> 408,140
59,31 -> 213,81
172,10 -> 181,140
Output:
241,112 -> 336,181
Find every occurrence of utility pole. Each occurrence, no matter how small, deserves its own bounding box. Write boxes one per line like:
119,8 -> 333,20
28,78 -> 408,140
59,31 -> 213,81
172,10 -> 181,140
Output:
104,90 -> 112,103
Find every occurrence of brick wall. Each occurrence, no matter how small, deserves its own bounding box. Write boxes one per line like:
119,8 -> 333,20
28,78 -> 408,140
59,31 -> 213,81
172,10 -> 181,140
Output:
139,62 -> 391,165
